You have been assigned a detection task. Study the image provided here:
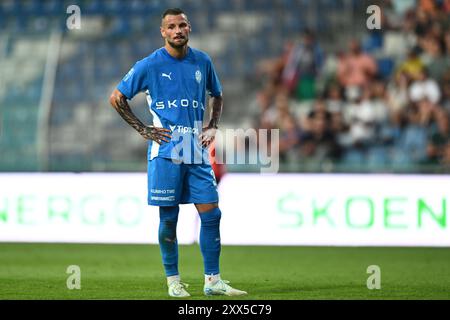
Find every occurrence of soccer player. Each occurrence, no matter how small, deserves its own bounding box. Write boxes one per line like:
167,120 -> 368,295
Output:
109,8 -> 247,298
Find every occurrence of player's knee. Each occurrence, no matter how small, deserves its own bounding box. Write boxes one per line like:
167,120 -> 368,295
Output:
159,206 -> 179,223
195,203 -> 218,213
199,207 -> 221,224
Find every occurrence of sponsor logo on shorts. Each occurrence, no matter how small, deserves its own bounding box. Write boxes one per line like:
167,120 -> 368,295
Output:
151,189 -> 175,194
151,189 -> 176,201
151,196 -> 175,201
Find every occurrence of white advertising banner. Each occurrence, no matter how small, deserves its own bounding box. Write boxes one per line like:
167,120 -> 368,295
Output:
0,173 -> 449,246
218,174 -> 450,246
0,173 -> 198,244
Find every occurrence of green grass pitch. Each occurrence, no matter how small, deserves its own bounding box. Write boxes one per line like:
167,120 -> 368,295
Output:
0,243 -> 449,300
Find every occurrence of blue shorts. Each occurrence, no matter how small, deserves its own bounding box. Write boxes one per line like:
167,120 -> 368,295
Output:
147,157 -> 219,206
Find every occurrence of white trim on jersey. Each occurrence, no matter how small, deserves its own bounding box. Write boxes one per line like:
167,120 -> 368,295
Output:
146,90 -> 162,160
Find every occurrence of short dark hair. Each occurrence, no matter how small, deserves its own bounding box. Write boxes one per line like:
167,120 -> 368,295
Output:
162,8 -> 186,19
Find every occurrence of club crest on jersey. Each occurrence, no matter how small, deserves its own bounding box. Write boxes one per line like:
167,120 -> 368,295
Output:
195,70 -> 202,84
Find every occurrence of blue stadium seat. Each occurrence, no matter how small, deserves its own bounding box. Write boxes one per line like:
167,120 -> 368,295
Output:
281,11 -> 306,33
122,0 -> 141,14
363,31 -> 384,53
341,149 -> 366,169
59,61 -> 78,81
0,0 -> 20,15
51,103 -> 74,125
367,146 -> 389,168
243,0 -> 272,11
318,0 -> 345,10
108,16 -> 131,36
146,0 -> 164,14
82,0 -> 104,15
377,57 -> 395,80
103,0 -> 124,14
42,0 -> 62,16
21,0 -> 42,15
208,0 -> 234,12
7,16 -> 26,33
279,0 -> 302,11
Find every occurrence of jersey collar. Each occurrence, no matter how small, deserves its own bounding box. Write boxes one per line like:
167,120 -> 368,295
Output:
162,46 -> 191,61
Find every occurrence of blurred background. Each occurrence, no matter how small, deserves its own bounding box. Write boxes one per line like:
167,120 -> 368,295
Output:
1,0 -> 449,174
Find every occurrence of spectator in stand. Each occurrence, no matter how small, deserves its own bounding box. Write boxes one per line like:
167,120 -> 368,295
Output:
440,142 -> 450,170
444,0 -> 450,13
343,86 -> 378,147
396,47 -> 424,81
386,71 -> 410,115
252,90 -> 275,130
420,36 -> 450,82
370,79 -> 390,124
444,29 -> 450,53
281,29 -> 324,100
392,103 -> 430,167
414,7 -> 433,37
426,109 -> 450,164
409,68 -> 441,104
442,71 -> 450,113
419,0 -> 439,17
330,111 -> 352,151
299,111 -> 340,163
389,0 -> 417,19
259,91 -> 292,130
337,39 -> 377,97
325,84 -> 345,114
279,114 -> 301,163
307,99 -> 332,123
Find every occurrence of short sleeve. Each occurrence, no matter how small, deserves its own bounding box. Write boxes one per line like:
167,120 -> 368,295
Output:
206,58 -> 222,97
117,58 -> 149,100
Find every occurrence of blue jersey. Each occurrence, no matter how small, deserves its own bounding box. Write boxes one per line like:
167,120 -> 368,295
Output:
117,47 -> 222,162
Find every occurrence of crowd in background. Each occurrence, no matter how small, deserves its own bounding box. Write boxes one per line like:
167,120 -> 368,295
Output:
252,0 -> 450,171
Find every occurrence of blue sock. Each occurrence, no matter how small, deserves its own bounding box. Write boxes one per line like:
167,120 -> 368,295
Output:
199,207 -> 222,275
159,206 -> 179,277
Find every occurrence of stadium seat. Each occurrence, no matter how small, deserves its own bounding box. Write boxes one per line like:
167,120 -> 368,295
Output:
376,57 -> 395,80
0,0 -> 20,15
318,0 -> 345,10
363,31 -> 384,53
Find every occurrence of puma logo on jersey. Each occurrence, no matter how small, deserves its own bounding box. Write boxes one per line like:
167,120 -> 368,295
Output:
161,72 -> 172,80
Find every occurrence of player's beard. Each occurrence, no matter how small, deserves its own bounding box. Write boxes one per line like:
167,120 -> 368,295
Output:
167,36 -> 188,49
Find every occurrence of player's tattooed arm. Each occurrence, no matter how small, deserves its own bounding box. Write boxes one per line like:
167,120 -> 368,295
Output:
109,89 -> 171,144
208,95 -> 223,129
200,95 -> 223,147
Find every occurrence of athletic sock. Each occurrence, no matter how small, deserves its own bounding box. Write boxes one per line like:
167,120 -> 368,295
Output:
159,206 -> 180,277
199,207 -> 222,275
205,273 -> 221,285
167,275 -> 181,285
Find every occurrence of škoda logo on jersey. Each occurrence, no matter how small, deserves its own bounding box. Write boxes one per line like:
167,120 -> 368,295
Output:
155,99 -> 205,110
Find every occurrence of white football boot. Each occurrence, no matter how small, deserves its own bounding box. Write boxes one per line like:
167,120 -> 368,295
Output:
204,279 -> 247,296
168,280 -> 191,298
